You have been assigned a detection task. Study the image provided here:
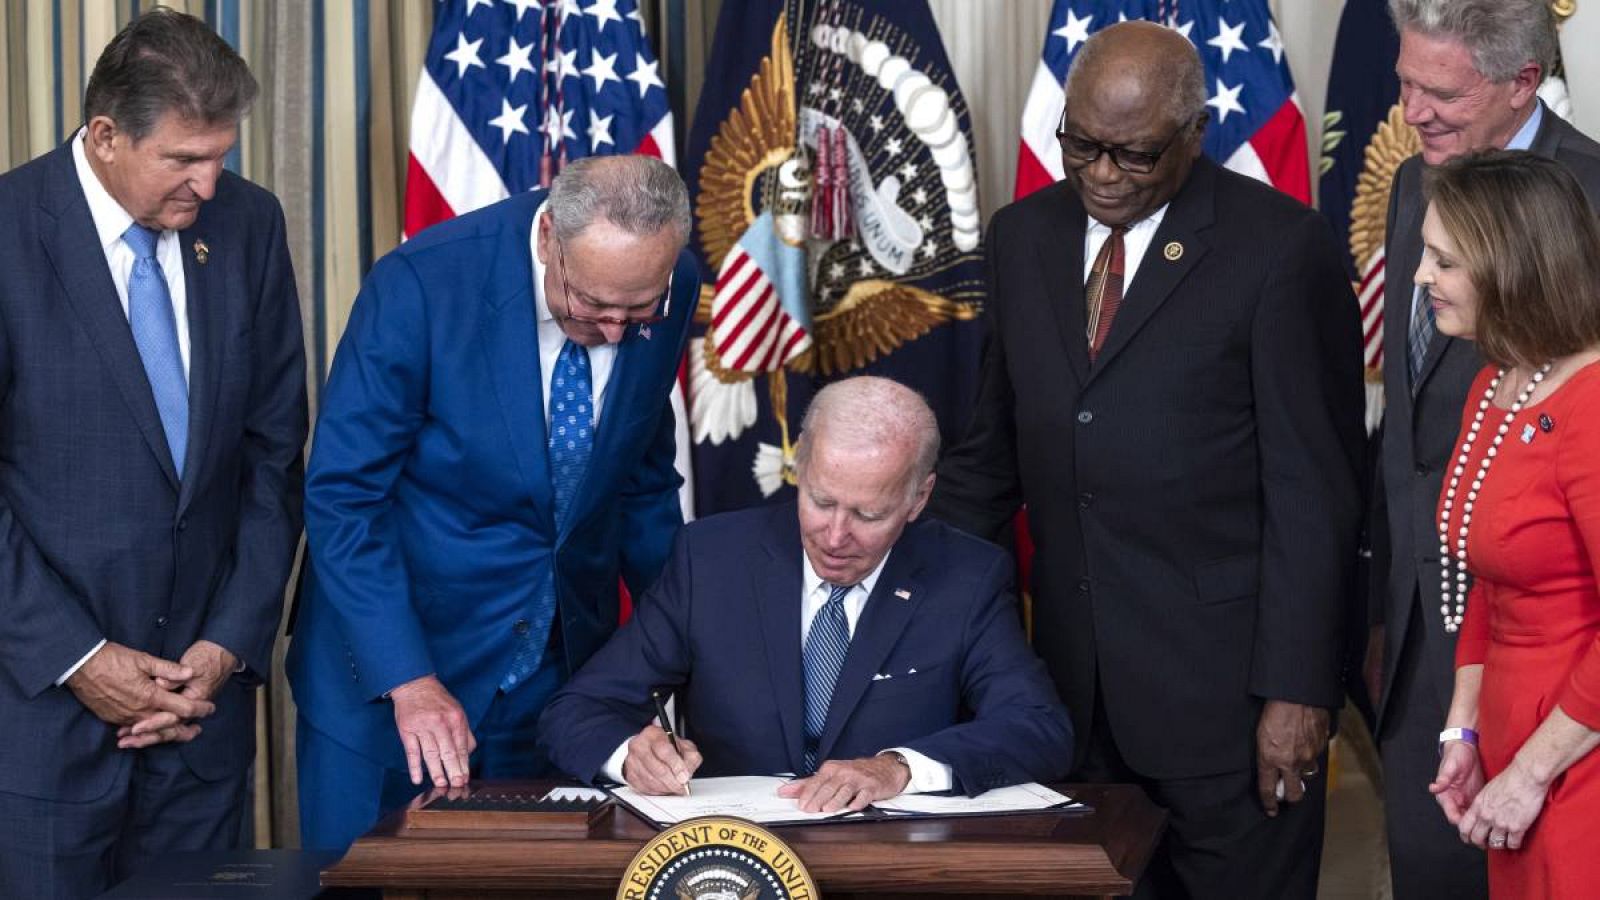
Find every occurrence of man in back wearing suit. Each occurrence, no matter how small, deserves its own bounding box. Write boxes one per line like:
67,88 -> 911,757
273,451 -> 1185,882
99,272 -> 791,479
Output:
0,10 -> 307,897
927,22 -> 1364,899
288,154 -> 699,853
539,376 -> 1073,808
1370,3 -> 1600,897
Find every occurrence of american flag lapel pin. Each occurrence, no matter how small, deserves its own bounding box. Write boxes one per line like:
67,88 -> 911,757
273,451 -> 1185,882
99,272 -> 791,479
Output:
193,239 -> 209,265
893,588 -> 911,600
638,323 -> 652,341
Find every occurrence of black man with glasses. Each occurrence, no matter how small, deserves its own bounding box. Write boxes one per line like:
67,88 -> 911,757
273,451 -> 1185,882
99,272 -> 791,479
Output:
289,155 -> 699,854
928,22 -> 1363,899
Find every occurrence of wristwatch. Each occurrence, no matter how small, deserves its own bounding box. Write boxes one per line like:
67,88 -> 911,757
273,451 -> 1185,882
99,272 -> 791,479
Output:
1437,726 -> 1479,756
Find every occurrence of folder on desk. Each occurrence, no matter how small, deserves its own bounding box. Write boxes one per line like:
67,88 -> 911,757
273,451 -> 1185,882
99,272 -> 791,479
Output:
608,776 -> 1089,828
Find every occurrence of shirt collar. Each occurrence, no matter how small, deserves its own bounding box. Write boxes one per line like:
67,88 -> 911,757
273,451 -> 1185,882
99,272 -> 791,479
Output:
1087,202 -> 1169,237
72,127 -> 140,254
802,544 -> 893,600
1505,100 -> 1544,152
530,200 -> 555,325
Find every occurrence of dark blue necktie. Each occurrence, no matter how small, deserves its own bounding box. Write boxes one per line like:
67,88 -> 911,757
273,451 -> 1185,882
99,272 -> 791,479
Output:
502,339 -> 594,691
123,224 -> 188,477
802,582 -> 853,773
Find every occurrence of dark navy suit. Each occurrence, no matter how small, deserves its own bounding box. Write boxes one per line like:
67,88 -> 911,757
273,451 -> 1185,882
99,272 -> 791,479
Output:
288,188 -> 696,851
0,142 -> 307,897
538,503 -> 1074,792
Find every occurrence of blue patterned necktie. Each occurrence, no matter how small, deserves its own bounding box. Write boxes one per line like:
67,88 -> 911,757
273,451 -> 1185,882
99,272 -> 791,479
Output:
502,338 -> 594,691
122,223 -> 188,477
1409,286 -> 1436,384
802,582 -> 854,773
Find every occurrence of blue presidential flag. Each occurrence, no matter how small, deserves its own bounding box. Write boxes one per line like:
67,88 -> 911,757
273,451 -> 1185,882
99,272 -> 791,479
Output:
683,0 -> 984,513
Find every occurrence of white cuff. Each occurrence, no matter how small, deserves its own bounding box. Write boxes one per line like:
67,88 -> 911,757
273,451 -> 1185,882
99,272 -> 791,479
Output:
602,739 -> 631,785
57,639 -> 107,686
883,746 -> 951,794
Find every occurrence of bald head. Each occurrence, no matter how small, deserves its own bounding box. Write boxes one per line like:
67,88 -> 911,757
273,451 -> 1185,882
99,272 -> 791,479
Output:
795,376 -> 939,494
1065,21 -> 1207,128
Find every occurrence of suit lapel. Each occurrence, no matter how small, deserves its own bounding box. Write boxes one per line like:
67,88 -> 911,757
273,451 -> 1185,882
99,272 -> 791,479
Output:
39,149 -> 179,489
1037,186 -> 1091,386
177,223 -> 223,512
754,509 -> 807,773
479,208 -> 556,522
1086,161 -> 1215,379
817,546 -> 923,762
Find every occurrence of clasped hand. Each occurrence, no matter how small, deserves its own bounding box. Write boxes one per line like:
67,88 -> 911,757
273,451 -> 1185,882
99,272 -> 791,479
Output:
66,640 -> 235,748
1432,744 -> 1546,851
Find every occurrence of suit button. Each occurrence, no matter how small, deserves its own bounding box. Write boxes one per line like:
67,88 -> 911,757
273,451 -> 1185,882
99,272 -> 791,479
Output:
1078,492 -> 1094,509
1077,577 -> 1091,593
514,619 -> 530,636
155,616 -> 168,627
1076,410 -> 1093,424
1414,464 -> 1429,477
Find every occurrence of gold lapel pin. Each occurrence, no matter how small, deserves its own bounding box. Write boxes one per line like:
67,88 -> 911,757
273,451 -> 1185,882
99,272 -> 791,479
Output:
194,239 -> 210,265
1163,241 -> 1184,261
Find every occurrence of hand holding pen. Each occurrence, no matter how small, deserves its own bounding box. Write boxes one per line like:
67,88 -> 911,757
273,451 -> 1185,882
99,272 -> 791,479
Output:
621,689 -> 703,796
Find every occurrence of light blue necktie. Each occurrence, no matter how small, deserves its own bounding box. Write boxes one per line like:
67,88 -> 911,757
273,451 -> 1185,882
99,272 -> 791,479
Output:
802,582 -> 853,773
502,339 -> 593,691
123,223 -> 188,477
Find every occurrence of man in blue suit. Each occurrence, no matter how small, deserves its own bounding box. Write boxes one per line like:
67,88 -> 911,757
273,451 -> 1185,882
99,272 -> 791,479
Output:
289,154 -> 698,851
540,377 -> 1073,810
0,10 -> 307,897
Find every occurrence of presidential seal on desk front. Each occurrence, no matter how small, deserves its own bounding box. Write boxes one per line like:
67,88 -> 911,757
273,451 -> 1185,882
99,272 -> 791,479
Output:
617,816 -> 819,900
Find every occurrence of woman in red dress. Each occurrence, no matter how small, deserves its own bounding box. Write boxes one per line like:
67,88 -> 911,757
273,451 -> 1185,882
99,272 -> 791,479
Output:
1424,151 -> 1600,898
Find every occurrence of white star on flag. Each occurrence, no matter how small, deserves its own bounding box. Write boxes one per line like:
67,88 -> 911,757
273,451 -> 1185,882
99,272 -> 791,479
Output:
1257,21 -> 1285,65
626,53 -> 664,97
1054,9 -> 1093,53
465,0 -> 495,15
1206,78 -> 1245,122
1165,17 -> 1195,43
585,0 -> 622,32
488,98 -> 530,143
497,37 -> 536,83
588,109 -> 615,147
548,47 -> 578,81
582,50 -> 621,91
443,32 -> 486,78
1207,18 -> 1248,64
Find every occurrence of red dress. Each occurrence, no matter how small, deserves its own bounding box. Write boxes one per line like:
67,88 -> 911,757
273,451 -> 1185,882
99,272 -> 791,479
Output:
1443,362 -> 1600,898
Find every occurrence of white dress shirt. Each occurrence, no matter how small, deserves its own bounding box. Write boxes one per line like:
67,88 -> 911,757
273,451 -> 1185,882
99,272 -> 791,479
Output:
603,548 -> 952,794
58,128 -> 195,686
1083,203 -> 1169,290
529,202 -> 616,426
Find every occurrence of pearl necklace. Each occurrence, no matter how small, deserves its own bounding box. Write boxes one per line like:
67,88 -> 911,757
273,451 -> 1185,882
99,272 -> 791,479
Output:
1437,363 -> 1552,632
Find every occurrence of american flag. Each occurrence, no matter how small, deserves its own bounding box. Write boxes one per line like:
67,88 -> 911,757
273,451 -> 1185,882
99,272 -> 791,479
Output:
404,0 -> 675,238
402,0 -> 692,523
1015,0 -> 1309,203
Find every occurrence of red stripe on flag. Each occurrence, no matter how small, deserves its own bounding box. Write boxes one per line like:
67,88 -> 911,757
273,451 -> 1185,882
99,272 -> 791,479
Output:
1249,101 -> 1311,204
711,253 -> 755,327
636,132 -> 662,159
1014,146 -> 1057,201
403,153 -> 457,238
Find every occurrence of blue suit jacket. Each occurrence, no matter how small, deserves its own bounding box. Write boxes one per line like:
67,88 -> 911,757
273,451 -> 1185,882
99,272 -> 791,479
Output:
288,189 -> 696,765
0,143 -> 308,801
538,503 -> 1075,794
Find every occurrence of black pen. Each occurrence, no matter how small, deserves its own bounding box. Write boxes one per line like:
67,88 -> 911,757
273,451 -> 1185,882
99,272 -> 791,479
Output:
651,689 -> 691,796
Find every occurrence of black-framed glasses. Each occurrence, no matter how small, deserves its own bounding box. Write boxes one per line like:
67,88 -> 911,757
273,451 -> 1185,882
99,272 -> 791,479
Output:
1055,111 -> 1197,175
555,237 -> 670,328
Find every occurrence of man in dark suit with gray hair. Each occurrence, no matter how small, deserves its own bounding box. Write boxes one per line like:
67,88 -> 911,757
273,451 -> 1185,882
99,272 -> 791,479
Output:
0,10 -> 306,897
1372,1 -> 1600,896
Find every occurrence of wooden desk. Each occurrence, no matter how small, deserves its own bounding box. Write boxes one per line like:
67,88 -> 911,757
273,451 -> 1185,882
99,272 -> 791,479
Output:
323,781 -> 1164,899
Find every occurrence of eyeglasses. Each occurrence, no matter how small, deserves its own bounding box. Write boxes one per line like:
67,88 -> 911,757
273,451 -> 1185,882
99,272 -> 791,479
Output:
1055,111 -> 1197,175
554,237 -> 670,328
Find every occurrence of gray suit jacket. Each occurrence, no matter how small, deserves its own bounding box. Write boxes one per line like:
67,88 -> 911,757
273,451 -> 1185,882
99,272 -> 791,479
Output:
1375,106 -> 1600,727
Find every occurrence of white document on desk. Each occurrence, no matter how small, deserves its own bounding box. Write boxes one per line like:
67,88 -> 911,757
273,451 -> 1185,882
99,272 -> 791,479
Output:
872,782 -> 1082,815
610,776 -> 860,826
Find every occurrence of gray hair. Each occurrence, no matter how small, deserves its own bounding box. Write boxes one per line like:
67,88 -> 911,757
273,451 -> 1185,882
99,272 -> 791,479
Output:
1388,0 -> 1557,82
1064,22 -> 1208,127
547,155 -> 691,244
793,376 -> 940,497
84,7 -> 258,141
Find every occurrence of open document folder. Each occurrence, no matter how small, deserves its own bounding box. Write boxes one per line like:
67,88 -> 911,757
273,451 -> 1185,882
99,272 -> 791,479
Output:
609,776 -> 1088,828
